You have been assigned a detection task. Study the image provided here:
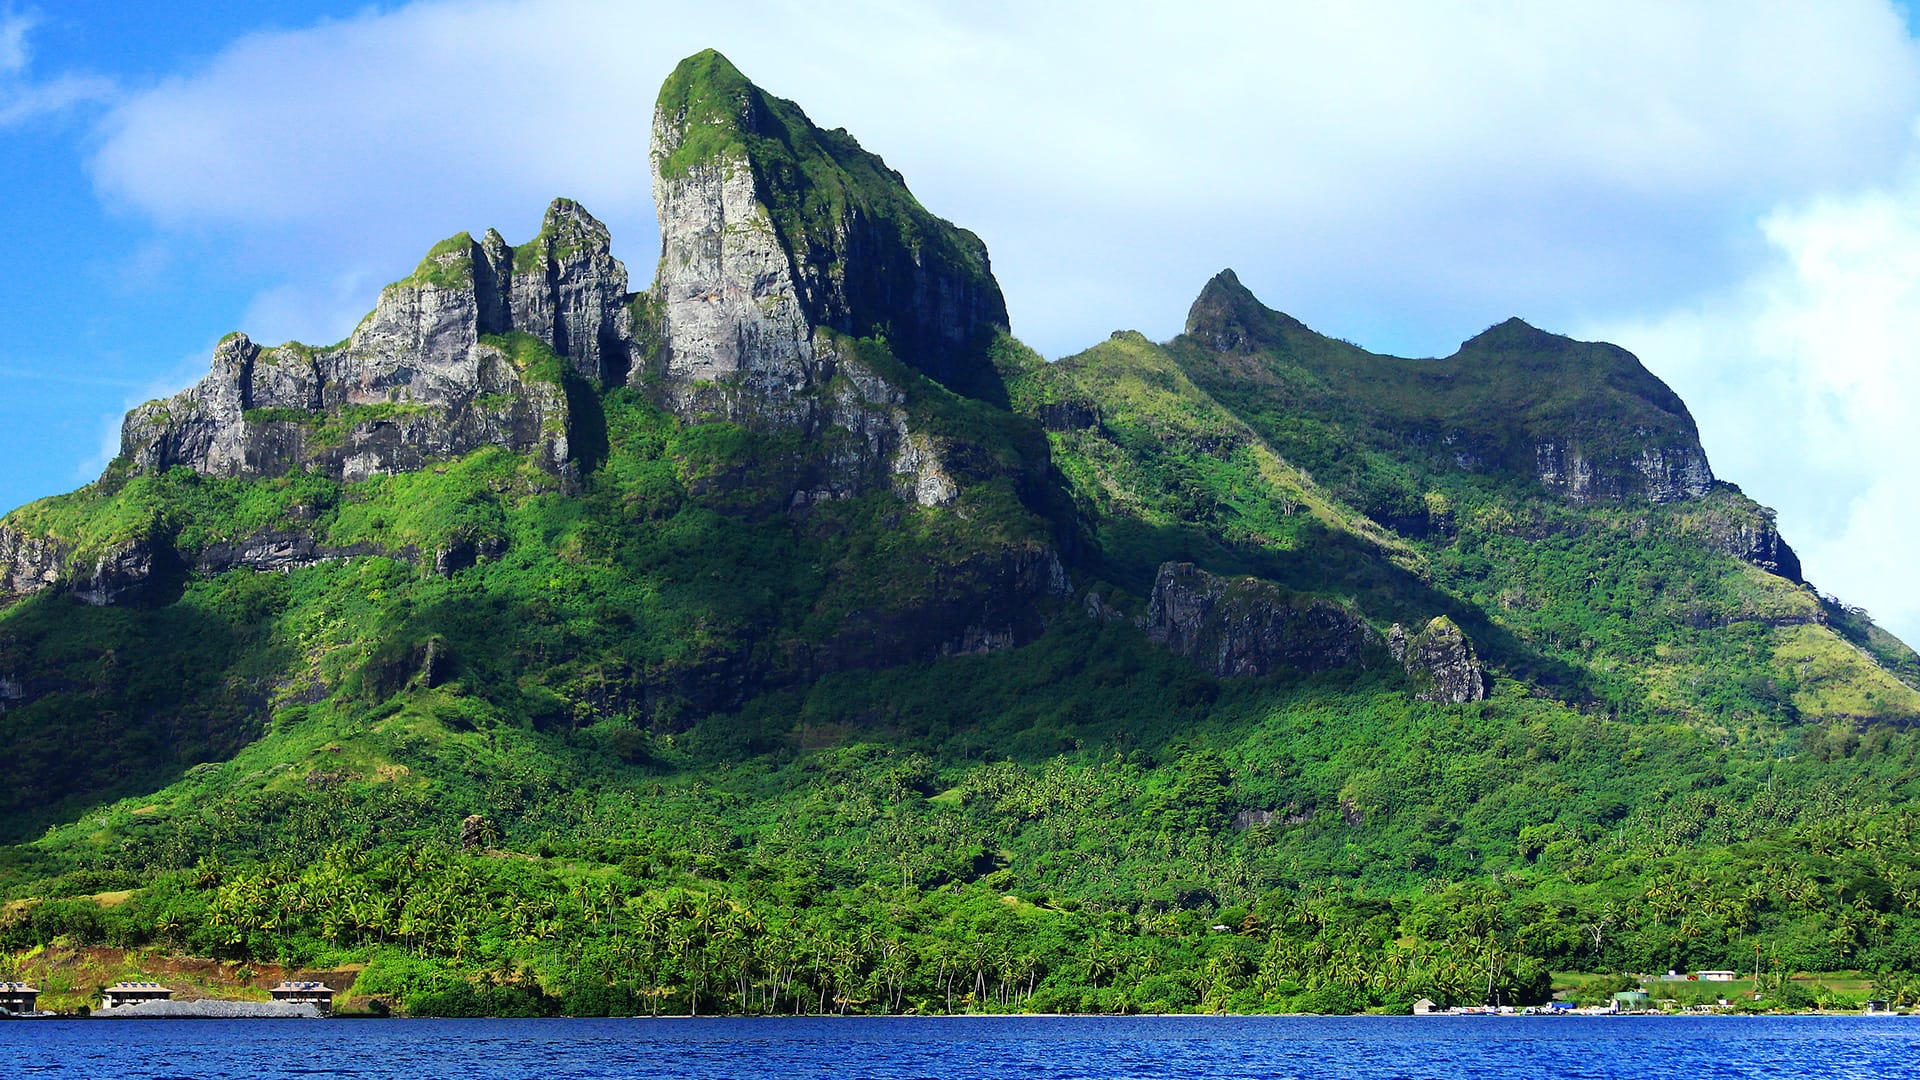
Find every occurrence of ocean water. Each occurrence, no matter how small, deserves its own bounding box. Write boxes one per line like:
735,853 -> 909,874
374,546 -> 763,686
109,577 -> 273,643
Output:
5,1014 -> 1919,1079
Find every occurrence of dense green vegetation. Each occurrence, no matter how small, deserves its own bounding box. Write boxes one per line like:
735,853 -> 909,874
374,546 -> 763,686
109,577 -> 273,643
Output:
10,637 -> 1920,1015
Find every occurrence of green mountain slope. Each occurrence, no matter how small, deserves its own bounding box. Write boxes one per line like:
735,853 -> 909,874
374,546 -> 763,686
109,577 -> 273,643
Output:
4,52 -> 1920,1018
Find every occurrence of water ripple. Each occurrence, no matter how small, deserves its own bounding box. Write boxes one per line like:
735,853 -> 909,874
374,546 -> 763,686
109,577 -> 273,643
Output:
4,1015 -> 1920,1079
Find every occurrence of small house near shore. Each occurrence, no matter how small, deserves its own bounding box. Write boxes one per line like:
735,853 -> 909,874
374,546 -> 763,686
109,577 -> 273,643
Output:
269,981 -> 334,1011
1412,997 -> 1438,1015
102,982 -> 174,1009
0,982 -> 39,1013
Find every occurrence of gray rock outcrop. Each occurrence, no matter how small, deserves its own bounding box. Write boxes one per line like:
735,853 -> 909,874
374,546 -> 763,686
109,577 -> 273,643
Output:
1388,616 -> 1489,703
1693,494 -> 1804,582
1534,441 -> 1714,504
195,530 -> 389,576
1143,562 -> 1379,678
71,538 -> 166,606
0,524 -> 170,608
0,524 -> 65,600
644,49 -> 1007,505
119,198 -> 629,484
1140,562 -> 1491,699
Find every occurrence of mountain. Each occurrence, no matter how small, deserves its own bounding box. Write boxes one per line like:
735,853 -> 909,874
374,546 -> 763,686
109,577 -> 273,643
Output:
3,51 -> 1920,1017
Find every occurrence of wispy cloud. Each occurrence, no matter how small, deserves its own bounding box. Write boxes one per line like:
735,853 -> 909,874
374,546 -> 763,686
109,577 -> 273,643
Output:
0,12 -> 29,74
0,9 -> 113,127
0,71 -> 113,125
0,365 -> 146,389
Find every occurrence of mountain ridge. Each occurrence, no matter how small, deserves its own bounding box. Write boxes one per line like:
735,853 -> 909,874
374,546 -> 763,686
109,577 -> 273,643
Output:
4,49 -> 1920,1018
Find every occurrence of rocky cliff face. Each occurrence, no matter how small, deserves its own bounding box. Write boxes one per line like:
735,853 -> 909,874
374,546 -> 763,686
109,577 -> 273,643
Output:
650,50 -> 1007,397
115,53 -> 1013,510
0,525 -> 64,601
1699,495 -> 1804,582
644,50 -> 1012,508
1533,441 -> 1713,504
1388,617 -> 1489,704
1141,561 -> 1493,698
195,529 -> 391,576
819,546 -> 1070,670
119,198 -> 627,484
0,525 -> 169,608
1143,562 -> 1379,678
9,55 -> 1027,608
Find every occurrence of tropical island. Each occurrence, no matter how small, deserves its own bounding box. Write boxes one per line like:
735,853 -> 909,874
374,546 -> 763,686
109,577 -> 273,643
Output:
4,51 -> 1920,1019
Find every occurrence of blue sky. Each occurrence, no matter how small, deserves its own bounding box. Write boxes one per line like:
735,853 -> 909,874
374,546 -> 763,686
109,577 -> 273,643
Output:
7,1 -> 1920,643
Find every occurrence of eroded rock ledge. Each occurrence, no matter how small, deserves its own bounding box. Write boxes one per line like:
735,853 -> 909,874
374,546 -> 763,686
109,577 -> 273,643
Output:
1142,562 -> 1489,702
1142,562 -> 1380,679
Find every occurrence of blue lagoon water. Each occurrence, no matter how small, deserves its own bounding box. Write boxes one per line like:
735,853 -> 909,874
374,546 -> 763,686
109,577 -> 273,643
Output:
5,1014 -> 1918,1079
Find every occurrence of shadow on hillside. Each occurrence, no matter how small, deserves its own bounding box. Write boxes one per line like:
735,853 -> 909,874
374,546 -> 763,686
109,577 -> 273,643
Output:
1085,518 -> 1590,699
0,592 -> 262,845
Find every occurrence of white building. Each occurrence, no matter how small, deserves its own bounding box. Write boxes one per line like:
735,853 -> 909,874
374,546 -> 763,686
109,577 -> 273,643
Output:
101,982 -> 174,1009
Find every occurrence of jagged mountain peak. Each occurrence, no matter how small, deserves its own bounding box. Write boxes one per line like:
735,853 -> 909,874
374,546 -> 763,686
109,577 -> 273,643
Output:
1458,315 -> 1561,352
649,50 -> 1008,400
108,195 -> 633,488
651,49 -> 763,178
1170,271 -> 1718,506
1182,268 -> 1307,353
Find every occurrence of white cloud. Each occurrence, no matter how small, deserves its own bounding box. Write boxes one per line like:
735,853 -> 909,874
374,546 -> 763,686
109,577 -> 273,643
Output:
1582,155 -> 1920,645
0,11 -> 113,127
0,13 -> 28,74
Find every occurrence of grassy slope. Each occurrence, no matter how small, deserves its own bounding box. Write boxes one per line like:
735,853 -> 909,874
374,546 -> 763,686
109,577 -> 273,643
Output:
0,357 -> 1055,837
1163,276 -> 1920,727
